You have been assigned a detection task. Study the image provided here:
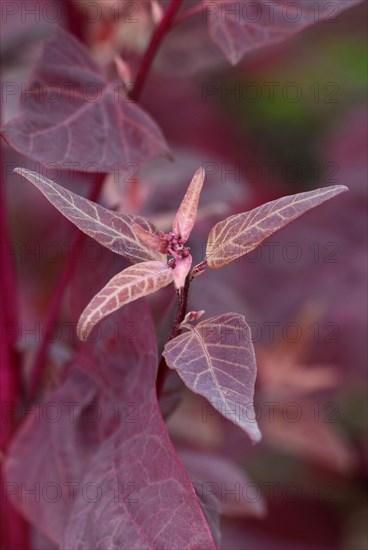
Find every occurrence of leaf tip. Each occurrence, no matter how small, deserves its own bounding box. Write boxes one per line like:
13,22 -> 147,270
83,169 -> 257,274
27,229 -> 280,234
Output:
76,319 -> 90,342
196,165 -> 206,178
250,425 -> 262,445
323,184 -> 349,201
337,185 -> 349,194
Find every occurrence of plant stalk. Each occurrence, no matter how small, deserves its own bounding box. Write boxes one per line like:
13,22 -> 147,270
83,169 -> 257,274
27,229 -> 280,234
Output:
130,0 -> 184,101
172,2 -> 205,27
1,153 -> 30,550
156,275 -> 190,398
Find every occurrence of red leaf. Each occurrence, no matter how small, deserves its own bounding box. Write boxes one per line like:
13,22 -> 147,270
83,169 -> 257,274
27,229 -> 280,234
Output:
62,420 -> 216,549
66,309 -> 216,549
133,222 -> 166,253
204,0 -> 363,65
172,167 -> 205,242
260,400 -> 357,474
257,309 -> 341,401
2,28 -> 169,170
77,261 -> 173,341
5,303 -> 217,549
3,368 -> 100,545
181,456 -> 222,548
14,168 -> 165,264
179,450 -> 266,519
163,313 -> 261,443
206,185 -> 348,268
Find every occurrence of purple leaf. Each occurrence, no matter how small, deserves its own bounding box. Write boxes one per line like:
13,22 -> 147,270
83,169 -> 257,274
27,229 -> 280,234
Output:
62,418 -> 216,549
172,167 -> 205,242
204,0 -> 363,65
63,312 -> 217,549
181,454 -> 222,549
77,261 -> 174,341
5,302 -> 217,549
206,185 -> 348,268
14,168 -> 165,264
2,28 -> 169,170
260,399 -> 357,473
133,223 -> 166,253
3,368 -> 101,545
179,450 -> 266,518
163,313 -> 261,443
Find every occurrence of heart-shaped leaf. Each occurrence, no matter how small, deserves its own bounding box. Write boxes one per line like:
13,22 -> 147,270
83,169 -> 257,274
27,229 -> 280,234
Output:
77,261 -> 173,341
204,0 -> 363,65
2,28 -> 169,170
206,185 -> 348,268
14,168 -> 165,264
163,313 -> 261,443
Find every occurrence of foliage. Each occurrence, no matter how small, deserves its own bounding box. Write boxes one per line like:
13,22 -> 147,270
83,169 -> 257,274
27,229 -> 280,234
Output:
1,1 -> 366,549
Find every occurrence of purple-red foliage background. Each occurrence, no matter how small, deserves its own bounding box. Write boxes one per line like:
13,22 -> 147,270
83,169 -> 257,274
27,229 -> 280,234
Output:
1,1 -> 367,549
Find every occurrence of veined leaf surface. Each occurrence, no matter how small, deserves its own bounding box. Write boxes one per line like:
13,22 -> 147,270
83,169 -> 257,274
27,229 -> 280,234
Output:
163,313 -> 261,443
5,303 -> 217,549
2,29 -> 169,170
206,186 -> 348,268
77,261 -> 173,341
15,168 -> 165,263
204,0 -> 363,65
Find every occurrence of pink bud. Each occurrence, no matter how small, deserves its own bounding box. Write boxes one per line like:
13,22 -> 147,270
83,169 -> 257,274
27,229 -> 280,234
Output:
181,310 -> 205,325
191,260 -> 207,279
172,255 -> 192,290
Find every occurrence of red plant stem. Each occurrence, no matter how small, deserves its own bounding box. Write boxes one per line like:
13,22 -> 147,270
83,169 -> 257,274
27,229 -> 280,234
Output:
156,276 -> 190,398
28,174 -> 105,401
172,2 -> 205,27
0,182 -> 20,431
62,0 -> 86,42
1,157 -> 30,549
130,0 -> 184,101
